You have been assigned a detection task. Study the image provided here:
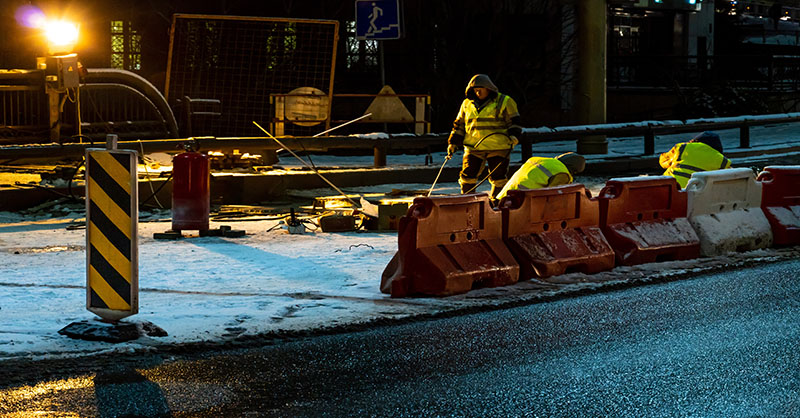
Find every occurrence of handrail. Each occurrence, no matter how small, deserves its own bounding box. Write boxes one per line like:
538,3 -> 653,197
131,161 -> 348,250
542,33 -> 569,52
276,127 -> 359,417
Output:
522,112 -> 800,156
2,112 -> 800,165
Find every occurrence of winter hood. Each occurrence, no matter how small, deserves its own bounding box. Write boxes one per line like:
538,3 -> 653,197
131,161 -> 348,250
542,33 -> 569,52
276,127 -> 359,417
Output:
465,74 -> 499,97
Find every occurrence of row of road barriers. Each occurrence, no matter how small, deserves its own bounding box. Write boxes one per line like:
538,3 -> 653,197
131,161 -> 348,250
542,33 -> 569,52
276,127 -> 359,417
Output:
381,166 -> 800,298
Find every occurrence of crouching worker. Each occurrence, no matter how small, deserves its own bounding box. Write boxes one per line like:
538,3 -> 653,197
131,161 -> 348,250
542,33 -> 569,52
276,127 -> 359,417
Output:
447,74 -> 522,199
660,131 -> 731,188
495,152 -> 586,201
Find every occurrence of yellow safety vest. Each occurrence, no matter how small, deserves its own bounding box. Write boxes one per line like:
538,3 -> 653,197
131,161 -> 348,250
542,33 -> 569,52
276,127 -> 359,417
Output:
496,157 -> 573,200
454,94 -> 520,150
660,142 -> 731,188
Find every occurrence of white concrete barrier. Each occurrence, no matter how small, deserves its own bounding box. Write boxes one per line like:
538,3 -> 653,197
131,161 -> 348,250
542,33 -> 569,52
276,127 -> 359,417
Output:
685,168 -> 773,256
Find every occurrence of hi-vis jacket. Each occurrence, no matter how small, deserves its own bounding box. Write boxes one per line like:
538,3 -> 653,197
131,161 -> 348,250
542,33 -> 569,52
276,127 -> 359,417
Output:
452,93 -> 520,151
659,142 -> 731,188
495,157 -> 573,200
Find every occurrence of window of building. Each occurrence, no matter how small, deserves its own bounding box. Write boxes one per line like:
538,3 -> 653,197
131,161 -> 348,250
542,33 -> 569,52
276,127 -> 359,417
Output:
110,20 -> 141,71
345,20 -> 378,69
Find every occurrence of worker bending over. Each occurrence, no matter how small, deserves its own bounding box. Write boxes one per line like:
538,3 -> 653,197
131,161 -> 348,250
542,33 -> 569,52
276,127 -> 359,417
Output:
660,131 -> 731,188
495,152 -> 586,201
447,74 -> 522,199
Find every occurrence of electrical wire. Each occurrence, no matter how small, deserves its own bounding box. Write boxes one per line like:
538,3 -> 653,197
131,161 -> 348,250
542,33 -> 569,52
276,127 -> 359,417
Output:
140,172 -> 173,207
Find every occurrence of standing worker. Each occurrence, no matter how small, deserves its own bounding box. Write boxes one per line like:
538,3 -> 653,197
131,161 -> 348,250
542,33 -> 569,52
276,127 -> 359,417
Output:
660,131 -> 731,188
447,74 -> 522,199
495,152 -> 586,201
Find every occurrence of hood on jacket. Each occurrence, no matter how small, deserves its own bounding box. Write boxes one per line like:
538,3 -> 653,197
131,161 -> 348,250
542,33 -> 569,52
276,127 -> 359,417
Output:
689,131 -> 723,154
555,152 -> 586,176
465,74 -> 499,100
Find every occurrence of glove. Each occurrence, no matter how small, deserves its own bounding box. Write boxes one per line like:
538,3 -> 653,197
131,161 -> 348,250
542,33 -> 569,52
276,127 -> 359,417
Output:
447,144 -> 458,157
510,136 -> 519,147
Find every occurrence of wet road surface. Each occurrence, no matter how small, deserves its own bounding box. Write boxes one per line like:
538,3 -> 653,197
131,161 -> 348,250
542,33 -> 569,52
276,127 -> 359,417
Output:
2,259 -> 799,417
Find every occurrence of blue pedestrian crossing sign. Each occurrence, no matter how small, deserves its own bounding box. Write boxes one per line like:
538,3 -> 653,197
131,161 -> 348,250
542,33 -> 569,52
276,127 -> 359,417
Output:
356,0 -> 402,40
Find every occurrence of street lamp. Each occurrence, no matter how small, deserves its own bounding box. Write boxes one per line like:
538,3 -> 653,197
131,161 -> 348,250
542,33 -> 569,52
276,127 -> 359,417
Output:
35,19 -> 82,141
43,20 -> 79,55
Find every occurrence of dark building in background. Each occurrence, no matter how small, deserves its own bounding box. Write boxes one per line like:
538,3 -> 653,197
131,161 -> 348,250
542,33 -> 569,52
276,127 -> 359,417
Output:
2,0 -> 800,135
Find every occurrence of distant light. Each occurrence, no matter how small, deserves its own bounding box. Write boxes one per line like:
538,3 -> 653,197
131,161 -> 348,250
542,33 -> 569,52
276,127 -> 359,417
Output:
689,0 -> 696,5
655,0 -> 663,3
44,20 -> 79,54
14,5 -> 46,28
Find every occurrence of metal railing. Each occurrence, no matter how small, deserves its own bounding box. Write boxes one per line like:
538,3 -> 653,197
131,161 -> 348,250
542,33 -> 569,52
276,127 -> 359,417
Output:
0,70 -> 49,144
0,68 -> 178,144
2,112 -> 799,165
521,112 -> 800,158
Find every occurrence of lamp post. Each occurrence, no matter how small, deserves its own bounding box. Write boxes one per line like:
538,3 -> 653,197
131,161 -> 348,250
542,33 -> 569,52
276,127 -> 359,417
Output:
36,20 -> 80,142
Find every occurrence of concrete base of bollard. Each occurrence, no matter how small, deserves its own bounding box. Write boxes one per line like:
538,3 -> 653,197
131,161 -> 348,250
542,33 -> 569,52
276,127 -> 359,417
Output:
58,318 -> 167,343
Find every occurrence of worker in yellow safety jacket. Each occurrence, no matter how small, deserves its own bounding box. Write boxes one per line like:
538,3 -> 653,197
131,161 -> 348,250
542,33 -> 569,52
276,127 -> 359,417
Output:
495,152 -> 586,201
447,74 -> 522,199
659,131 -> 731,188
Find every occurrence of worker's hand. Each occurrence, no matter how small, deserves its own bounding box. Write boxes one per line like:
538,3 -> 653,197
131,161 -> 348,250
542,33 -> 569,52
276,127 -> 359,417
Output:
510,136 -> 519,147
447,144 -> 458,158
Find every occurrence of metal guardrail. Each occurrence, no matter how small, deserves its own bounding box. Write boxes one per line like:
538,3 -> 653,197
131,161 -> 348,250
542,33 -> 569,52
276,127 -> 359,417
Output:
521,112 -> 800,158
1,112 -> 799,165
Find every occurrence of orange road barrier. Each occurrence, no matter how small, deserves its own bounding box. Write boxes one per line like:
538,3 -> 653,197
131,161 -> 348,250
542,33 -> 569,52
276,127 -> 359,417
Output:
380,194 -> 519,297
758,166 -> 800,246
499,184 -> 615,279
595,176 -> 700,266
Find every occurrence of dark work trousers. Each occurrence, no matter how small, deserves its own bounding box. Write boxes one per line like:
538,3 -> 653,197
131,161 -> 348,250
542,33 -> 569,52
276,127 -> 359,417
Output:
459,149 -> 510,197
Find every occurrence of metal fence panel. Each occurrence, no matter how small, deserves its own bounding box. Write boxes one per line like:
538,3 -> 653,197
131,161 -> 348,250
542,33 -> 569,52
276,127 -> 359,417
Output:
165,14 -> 338,137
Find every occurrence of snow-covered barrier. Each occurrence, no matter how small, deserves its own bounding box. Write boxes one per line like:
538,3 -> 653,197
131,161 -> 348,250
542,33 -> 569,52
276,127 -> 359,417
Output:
686,168 -> 773,256
595,176 -> 700,266
500,184 -> 615,279
380,194 -> 519,297
758,166 -> 800,246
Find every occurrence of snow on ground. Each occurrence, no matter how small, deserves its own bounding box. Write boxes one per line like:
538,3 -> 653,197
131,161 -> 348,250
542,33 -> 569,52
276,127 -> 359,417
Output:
2,190 -> 798,363
1,124 -> 799,362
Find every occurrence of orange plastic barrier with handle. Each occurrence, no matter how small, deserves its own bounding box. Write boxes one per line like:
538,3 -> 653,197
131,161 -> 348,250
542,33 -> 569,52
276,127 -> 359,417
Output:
595,176 -> 700,266
758,166 -> 800,246
500,184 -> 615,279
380,194 -> 519,297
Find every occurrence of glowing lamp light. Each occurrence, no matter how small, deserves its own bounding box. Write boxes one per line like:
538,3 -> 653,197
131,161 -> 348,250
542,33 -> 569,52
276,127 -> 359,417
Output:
44,20 -> 79,54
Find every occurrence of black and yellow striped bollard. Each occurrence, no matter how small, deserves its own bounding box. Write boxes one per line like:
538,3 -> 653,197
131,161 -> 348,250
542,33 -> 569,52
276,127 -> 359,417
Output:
85,148 -> 139,321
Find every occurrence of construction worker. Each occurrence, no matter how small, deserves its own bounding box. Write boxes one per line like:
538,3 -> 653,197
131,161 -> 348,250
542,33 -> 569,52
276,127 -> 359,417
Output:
660,131 -> 731,188
447,74 -> 522,199
495,152 -> 586,201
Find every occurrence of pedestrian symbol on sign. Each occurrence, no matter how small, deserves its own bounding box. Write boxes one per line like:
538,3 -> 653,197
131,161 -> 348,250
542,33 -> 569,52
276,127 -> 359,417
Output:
369,2 -> 383,34
356,0 -> 402,40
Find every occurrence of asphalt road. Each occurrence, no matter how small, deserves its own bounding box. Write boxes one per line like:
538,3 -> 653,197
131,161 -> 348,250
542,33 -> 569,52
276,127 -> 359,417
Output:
2,259 -> 799,417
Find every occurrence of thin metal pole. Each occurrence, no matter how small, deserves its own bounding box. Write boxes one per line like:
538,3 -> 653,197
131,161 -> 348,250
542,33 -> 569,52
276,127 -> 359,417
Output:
253,121 -> 360,208
313,113 -> 373,137
427,155 -> 451,197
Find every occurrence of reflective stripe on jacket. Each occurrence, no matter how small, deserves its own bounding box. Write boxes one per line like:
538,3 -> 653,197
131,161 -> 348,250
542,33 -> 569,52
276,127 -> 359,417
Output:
495,157 -> 572,200
659,142 -> 731,188
452,93 -> 520,150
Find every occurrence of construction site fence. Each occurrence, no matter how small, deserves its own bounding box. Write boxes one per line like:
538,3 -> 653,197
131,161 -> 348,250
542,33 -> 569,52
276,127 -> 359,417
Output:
269,92 -> 431,137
